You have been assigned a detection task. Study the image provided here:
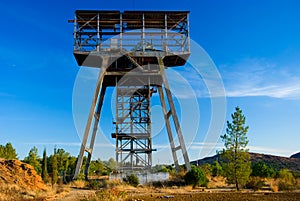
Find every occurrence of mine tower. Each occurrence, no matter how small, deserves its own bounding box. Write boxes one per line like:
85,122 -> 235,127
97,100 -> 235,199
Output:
70,10 -> 191,179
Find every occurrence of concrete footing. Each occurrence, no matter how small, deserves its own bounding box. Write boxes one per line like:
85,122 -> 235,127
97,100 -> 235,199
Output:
109,172 -> 169,184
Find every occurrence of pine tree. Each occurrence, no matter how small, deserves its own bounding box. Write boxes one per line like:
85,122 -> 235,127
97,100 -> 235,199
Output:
220,107 -> 251,190
41,148 -> 48,183
23,146 -> 42,174
52,148 -> 58,185
0,143 -> 18,159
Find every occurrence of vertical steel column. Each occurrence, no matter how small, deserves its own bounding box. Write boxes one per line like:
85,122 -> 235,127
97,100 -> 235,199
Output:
187,13 -> 190,52
97,13 -> 100,52
147,79 -> 152,170
73,14 -> 77,51
130,94 -> 134,171
120,13 -> 123,49
142,13 -> 145,52
157,57 -> 191,172
115,77 -> 119,171
73,60 -> 107,180
164,13 -> 168,51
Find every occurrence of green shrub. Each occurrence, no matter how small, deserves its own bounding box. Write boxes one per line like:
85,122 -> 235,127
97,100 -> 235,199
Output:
278,169 -> 296,191
251,162 -> 276,178
88,179 -> 106,189
246,177 -> 265,191
211,161 -> 223,177
200,164 -> 212,176
123,174 -> 139,187
184,165 -> 208,188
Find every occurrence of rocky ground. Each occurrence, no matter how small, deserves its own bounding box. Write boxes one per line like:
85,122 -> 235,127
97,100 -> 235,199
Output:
0,158 -> 47,191
128,192 -> 300,201
0,158 -> 48,200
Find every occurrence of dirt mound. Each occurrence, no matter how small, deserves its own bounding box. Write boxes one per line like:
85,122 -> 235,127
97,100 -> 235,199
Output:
0,158 -> 47,191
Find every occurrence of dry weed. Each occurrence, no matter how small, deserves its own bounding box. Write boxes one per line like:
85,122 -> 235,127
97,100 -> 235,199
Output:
207,176 -> 227,189
297,178 -> 300,187
106,179 -> 122,188
0,184 -> 48,201
70,179 -> 88,188
268,179 -> 279,192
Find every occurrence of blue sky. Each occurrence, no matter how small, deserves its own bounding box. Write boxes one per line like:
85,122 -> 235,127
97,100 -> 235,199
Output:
1,0 -> 300,163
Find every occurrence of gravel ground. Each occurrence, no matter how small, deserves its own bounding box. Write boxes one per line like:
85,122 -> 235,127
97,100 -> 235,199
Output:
128,192 -> 300,201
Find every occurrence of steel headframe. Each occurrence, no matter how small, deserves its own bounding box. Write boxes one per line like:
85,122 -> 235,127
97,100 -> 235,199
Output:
71,10 -> 191,180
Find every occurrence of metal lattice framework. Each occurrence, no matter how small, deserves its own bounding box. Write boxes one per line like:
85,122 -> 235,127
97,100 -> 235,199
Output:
112,85 -> 155,172
70,10 -> 191,180
72,10 -> 189,53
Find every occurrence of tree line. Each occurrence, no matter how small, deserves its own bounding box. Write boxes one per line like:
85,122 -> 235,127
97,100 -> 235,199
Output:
0,143 -> 116,184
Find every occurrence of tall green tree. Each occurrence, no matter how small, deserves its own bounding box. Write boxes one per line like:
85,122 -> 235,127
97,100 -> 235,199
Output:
23,146 -> 42,174
56,148 -> 70,175
220,107 -> 251,190
52,148 -> 58,185
0,143 -> 18,159
41,148 -> 48,183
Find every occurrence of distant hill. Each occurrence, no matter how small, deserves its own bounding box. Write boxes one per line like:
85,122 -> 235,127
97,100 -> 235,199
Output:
291,152 -> 300,159
191,152 -> 300,173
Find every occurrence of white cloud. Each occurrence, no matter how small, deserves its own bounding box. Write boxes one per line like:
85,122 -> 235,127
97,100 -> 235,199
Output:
25,142 -> 114,148
221,58 -> 300,99
189,142 -> 223,150
226,84 -> 300,99
248,145 -> 294,157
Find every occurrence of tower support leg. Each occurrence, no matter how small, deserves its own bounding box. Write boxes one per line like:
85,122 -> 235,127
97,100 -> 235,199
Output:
157,86 -> 180,172
73,67 -> 106,180
84,86 -> 106,180
157,57 -> 191,172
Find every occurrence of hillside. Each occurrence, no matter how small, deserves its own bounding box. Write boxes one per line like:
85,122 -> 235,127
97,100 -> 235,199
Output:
191,152 -> 300,173
291,152 -> 300,159
0,158 -> 48,200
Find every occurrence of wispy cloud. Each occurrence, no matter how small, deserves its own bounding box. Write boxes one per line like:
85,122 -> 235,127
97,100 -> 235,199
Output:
190,142 -> 222,148
221,58 -> 300,99
226,84 -> 300,99
248,145 -> 294,156
188,142 -> 293,157
167,65 -> 226,99
25,142 -> 114,148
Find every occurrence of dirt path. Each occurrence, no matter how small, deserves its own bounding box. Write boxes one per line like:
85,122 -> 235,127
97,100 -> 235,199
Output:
47,188 -> 97,201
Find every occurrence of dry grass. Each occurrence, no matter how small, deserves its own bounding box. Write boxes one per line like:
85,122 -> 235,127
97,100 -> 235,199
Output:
106,179 -> 123,188
297,178 -> 300,187
265,178 -> 278,192
153,185 -> 193,194
0,184 -> 49,201
207,176 -> 227,189
55,184 -> 71,194
70,180 -> 88,189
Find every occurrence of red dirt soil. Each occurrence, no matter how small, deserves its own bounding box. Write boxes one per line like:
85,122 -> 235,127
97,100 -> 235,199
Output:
0,158 -> 47,191
131,192 -> 300,201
